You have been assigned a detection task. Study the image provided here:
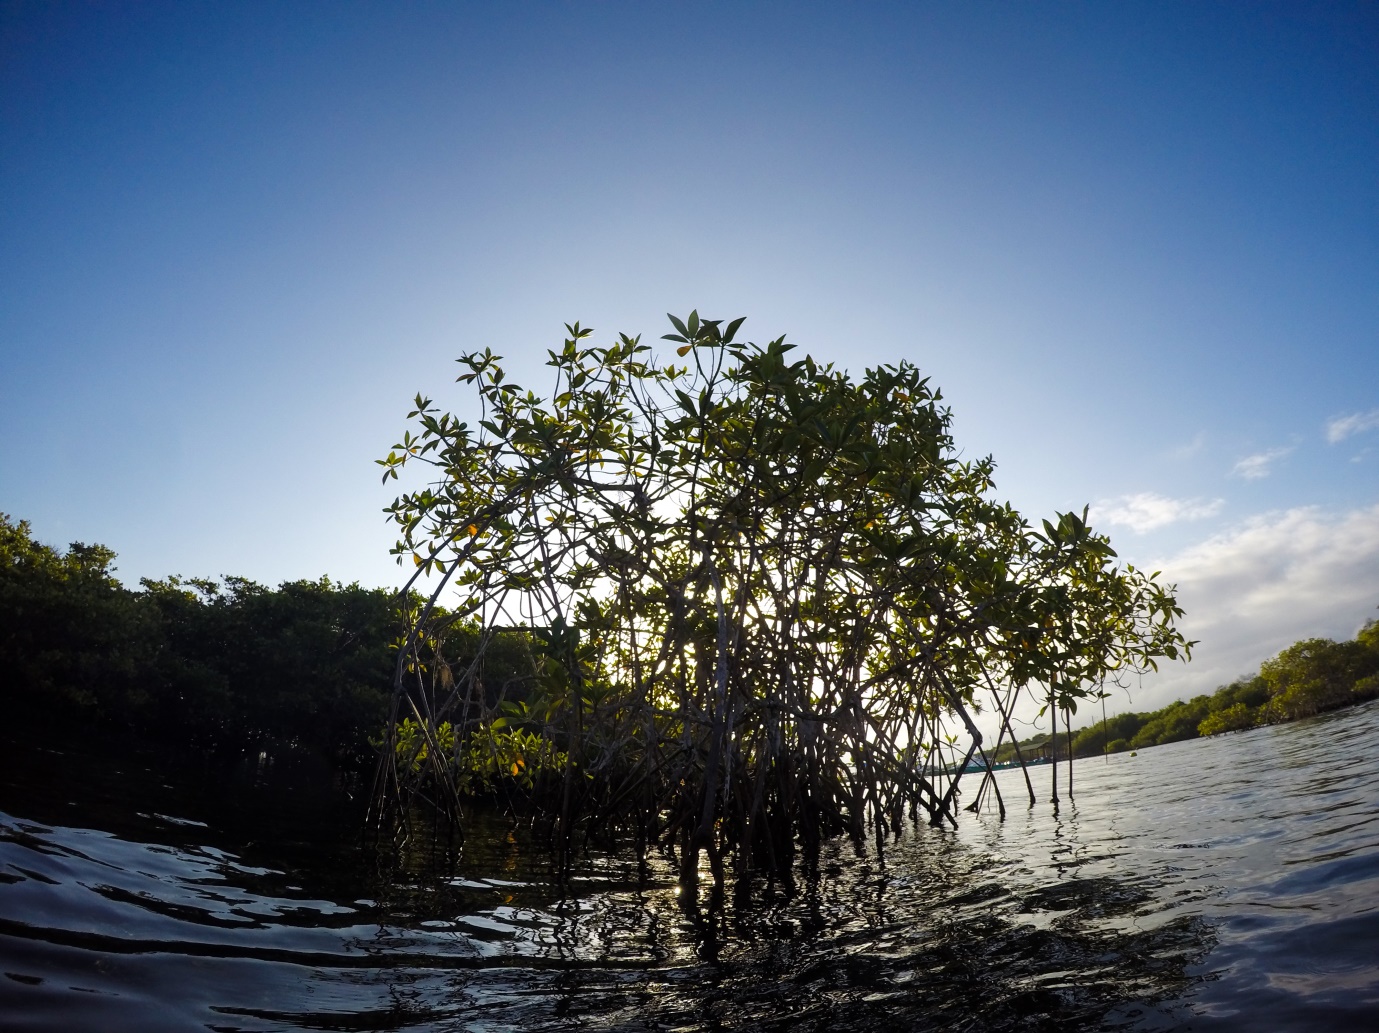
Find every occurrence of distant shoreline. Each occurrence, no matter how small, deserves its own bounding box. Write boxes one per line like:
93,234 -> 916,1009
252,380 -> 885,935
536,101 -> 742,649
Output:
990,622 -> 1379,768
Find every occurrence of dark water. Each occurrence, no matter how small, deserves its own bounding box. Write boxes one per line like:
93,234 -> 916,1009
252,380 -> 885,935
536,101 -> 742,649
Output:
3,701 -> 1378,1032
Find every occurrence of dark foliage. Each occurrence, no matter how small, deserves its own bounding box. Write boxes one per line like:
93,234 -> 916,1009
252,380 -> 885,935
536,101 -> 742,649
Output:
0,513 -> 398,764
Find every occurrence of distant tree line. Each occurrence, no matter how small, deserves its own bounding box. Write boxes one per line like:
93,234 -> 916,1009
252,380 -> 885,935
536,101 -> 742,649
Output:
993,620 -> 1379,764
0,513 -> 543,768
0,513 -> 406,765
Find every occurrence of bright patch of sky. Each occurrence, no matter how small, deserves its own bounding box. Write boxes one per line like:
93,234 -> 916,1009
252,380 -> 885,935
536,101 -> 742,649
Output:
1090,493 -> 1224,534
2,2 -> 1376,717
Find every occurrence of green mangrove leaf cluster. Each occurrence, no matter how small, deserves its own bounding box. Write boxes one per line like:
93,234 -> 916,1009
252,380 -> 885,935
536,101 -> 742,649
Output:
387,717 -> 569,794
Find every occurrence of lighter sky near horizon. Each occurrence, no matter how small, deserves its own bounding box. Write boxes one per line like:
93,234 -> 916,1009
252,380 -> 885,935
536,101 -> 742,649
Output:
2,1 -> 1377,716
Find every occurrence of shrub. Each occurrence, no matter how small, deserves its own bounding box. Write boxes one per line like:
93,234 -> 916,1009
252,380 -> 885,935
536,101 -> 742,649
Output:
1198,701 -> 1255,737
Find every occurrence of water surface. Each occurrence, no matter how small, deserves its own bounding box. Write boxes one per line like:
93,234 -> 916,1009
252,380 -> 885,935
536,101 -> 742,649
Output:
2,701 -> 1377,1031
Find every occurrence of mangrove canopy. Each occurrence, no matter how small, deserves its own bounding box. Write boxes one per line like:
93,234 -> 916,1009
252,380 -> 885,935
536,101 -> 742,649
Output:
374,313 -> 1190,888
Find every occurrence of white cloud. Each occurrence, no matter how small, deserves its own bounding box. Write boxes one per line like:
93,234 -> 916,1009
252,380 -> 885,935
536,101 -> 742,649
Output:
1123,504 -> 1379,713
1090,492 -> 1223,534
1230,446 -> 1293,480
1326,408 -> 1379,444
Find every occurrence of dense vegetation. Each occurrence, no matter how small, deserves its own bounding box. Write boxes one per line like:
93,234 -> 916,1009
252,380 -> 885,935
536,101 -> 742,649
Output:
0,512 -> 400,765
992,621 -> 1379,764
13,315 -> 1363,894
9,499 -> 1366,791
375,313 -> 1190,885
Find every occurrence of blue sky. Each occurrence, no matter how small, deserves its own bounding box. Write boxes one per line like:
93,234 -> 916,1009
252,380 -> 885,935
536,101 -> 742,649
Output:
2,1 -> 1376,712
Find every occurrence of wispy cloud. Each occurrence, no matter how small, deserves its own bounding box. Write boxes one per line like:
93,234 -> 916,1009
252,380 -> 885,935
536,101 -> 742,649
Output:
1230,446 -> 1292,480
1170,432 -> 1206,460
1326,408 -> 1379,444
1090,492 -> 1223,534
1120,504 -> 1379,713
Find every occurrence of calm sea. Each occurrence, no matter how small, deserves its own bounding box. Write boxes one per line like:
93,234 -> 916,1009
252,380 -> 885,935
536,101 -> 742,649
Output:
2,699 -> 1377,1031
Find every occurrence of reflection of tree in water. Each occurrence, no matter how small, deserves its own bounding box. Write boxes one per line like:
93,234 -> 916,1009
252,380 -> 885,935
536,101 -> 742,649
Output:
467,884 -> 1215,1032
413,821 -> 1217,1033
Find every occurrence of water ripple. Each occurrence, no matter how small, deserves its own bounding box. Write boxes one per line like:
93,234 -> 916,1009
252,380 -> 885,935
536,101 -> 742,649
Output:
2,701 -> 1378,1030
